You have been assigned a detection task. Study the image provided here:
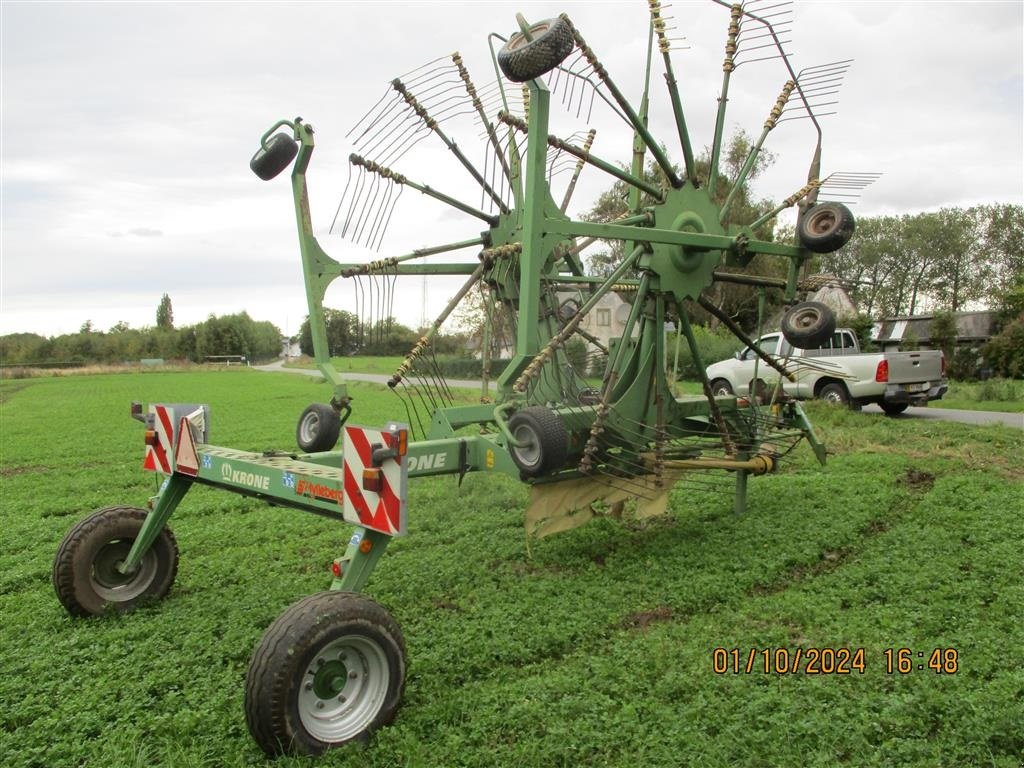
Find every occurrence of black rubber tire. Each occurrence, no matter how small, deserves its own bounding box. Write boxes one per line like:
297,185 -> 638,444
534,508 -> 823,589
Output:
297,403 -> 341,453
798,202 -> 856,253
710,379 -> 734,396
498,16 -> 575,82
245,591 -> 407,757
250,132 -> 298,181
881,402 -> 909,416
781,301 -> 837,350
53,506 -> 179,617
507,406 -> 569,478
818,382 -> 853,408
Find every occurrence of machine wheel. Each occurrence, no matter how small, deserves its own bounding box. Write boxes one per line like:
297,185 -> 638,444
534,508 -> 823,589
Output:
52,506 -> 179,617
881,402 -> 909,416
497,16 -> 574,82
798,202 -> 855,253
818,382 -> 854,408
297,403 -> 341,453
245,591 -> 407,757
781,301 -> 836,349
710,379 -> 734,396
250,132 -> 299,181
508,406 -> 568,478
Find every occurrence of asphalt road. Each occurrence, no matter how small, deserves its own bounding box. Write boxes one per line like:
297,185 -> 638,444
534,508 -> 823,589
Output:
257,361 -> 1022,429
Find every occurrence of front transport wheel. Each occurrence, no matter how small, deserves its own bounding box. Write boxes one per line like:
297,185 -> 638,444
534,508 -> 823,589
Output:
53,506 -> 179,617
245,591 -> 407,756
508,406 -> 569,478
297,403 -> 342,453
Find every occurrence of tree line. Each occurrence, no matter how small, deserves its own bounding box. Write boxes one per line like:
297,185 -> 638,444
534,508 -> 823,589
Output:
1,295 -> 282,367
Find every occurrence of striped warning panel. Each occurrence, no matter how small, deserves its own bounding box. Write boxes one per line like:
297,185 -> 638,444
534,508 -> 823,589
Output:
143,404 -> 174,473
342,425 -> 407,536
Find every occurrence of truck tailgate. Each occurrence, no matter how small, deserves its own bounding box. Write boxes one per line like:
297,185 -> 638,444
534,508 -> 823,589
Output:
886,351 -> 943,384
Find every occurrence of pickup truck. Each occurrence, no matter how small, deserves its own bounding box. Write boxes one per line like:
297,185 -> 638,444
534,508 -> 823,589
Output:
705,328 -> 948,414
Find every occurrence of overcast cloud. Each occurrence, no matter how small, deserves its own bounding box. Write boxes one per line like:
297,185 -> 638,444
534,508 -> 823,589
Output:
2,1 -> 1021,339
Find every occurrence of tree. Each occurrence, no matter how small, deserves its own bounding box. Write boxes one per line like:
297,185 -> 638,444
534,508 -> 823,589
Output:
298,308 -> 359,357
156,294 -> 174,329
929,311 -> 958,362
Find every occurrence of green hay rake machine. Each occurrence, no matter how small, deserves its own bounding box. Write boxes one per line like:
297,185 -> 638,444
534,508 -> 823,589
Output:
53,1 -> 871,756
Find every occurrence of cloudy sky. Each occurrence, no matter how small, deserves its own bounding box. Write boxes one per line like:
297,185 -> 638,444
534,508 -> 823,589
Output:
2,0 -> 1021,339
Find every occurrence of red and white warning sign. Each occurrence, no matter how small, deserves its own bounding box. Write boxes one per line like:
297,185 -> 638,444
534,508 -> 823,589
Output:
342,423 -> 408,536
174,417 -> 200,477
143,404 -> 174,474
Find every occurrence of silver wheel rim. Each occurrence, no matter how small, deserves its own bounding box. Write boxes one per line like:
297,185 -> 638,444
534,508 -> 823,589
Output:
299,412 -> 320,443
512,424 -> 541,468
824,390 -> 843,404
90,539 -> 158,602
790,307 -> 822,331
299,635 -> 390,743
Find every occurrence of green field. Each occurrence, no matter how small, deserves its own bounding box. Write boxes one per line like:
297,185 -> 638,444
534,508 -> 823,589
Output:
1,370 -> 1022,767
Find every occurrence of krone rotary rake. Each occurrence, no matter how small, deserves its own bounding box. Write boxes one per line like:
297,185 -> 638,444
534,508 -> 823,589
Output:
53,2 -> 870,756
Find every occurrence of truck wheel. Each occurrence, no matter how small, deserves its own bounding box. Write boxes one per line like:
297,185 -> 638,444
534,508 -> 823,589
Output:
53,506 -> 179,617
297,403 -> 341,453
710,379 -> 733,396
798,202 -> 855,253
818,382 -> 854,408
881,402 -> 909,416
250,132 -> 298,181
781,301 -> 836,349
245,592 -> 406,757
508,406 -> 568,478
497,16 -> 575,82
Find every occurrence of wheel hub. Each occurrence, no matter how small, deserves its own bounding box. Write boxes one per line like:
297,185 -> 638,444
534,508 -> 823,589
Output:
90,539 -> 157,601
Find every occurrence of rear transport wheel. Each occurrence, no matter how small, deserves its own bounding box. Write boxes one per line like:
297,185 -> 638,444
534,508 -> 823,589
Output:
53,506 -> 179,617
245,591 -> 407,756
508,406 -> 569,478
797,202 -> 856,253
297,403 -> 341,453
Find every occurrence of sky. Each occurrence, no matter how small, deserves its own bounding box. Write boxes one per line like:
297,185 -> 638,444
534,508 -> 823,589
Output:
2,0 -> 1022,340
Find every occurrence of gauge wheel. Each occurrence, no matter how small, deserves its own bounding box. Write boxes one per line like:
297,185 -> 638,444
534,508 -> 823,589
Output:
497,16 -> 575,82
245,591 -> 407,756
250,132 -> 299,181
798,202 -> 856,253
53,506 -> 179,617
881,402 -> 909,416
507,406 -> 568,478
297,403 -> 341,453
781,301 -> 836,349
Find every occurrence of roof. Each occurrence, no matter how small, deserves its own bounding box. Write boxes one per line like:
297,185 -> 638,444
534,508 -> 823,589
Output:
872,310 -> 998,343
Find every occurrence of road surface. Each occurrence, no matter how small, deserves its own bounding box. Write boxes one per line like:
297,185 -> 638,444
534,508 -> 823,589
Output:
256,361 -> 1021,429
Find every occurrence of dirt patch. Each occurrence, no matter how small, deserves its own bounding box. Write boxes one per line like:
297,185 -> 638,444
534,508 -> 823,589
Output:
753,548 -> 852,596
620,605 -> 673,631
899,468 -> 935,492
432,598 -> 462,612
0,465 -> 50,478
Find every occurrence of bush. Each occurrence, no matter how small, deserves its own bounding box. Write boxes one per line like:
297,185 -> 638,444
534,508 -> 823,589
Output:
983,314 -> 1024,378
666,325 -> 743,380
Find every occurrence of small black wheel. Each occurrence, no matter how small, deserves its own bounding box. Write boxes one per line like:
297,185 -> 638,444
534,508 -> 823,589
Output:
710,379 -> 733,397
798,202 -> 855,253
781,301 -> 836,349
245,591 -> 407,757
53,506 -> 179,617
508,406 -> 568,478
497,16 -> 575,82
881,402 -> 909,416
818,382 -> 853,408
297,403 -> 341,453
250,132 -> 298,181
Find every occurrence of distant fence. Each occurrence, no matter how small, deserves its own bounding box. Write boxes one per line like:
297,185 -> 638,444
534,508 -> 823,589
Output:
204,355 -> 249,366
0,361 -> 86,370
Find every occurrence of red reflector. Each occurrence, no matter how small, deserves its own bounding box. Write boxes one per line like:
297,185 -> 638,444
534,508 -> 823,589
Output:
875,359 -> 889,383
362,467 -> 383,493
144,430 -> 159,446
331,561 -> 342,577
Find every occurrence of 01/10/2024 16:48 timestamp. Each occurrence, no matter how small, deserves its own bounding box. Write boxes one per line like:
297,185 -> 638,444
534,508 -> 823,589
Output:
711,647 -> 959,675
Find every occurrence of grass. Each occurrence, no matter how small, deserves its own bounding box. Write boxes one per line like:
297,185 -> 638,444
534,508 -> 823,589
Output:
931,378 -> 1024,413
1,371 -> 1022,767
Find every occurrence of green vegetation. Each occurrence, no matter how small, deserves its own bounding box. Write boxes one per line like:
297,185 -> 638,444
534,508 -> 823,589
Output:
1,372 -> 1021,767
932,378 -> 1024,413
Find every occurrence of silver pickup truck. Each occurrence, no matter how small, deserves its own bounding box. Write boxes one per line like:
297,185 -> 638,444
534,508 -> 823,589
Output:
705,328 -> 948,414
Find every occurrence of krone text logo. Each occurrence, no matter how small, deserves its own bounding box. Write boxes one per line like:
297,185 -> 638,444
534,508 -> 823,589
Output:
220,462 -> 270,491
